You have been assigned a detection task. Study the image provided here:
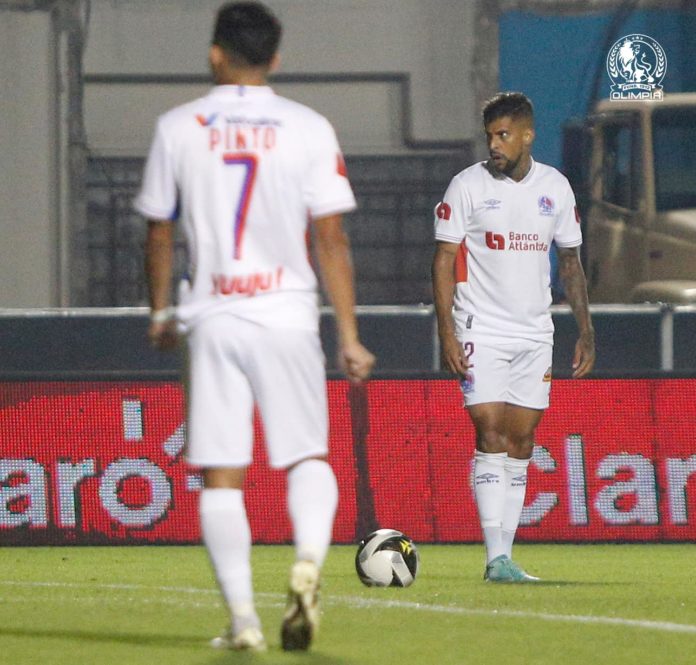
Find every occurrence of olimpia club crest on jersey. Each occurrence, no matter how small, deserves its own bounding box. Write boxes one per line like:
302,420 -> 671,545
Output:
538,195 -> 554,216
607,34 -> 666,101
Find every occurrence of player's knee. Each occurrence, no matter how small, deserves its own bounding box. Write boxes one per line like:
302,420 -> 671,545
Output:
475,429 -> 506,454
506,433 -> 534,458
203,466 -> 247,489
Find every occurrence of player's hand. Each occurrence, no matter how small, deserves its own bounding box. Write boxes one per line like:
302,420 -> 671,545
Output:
440,334 -> 468,378
572,330 -> 595,378
338,341 -> 376,384
148,320 -> 179,351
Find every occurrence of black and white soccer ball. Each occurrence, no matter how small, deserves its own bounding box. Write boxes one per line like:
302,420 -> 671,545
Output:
355,528 -> 420,587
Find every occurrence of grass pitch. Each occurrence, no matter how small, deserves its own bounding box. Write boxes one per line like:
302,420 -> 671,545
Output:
1,544 -> 695,665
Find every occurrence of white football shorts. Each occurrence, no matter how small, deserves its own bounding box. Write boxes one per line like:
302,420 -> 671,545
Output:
456,333 -> 553,409
185,313 -> 328,469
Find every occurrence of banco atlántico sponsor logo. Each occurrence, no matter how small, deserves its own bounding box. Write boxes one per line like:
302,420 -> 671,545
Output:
485,230 -> 549,252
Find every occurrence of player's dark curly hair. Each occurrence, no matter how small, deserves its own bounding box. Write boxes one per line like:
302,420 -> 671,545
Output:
482,92 -> 534,126
213,1 -> 282,67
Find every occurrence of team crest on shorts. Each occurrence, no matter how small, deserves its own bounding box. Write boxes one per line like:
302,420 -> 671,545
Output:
543,367 -> 552,383
461,371 -> 475,394
538,195 -> 554,216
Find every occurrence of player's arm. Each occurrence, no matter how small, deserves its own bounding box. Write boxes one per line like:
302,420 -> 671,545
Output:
432,241 -> 468,377
557,245 -> 595,377
313,214 -> 375,383
144,219 -> 178,350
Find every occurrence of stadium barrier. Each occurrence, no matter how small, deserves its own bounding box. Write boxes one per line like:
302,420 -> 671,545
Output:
0,306 -> 437,376
1,377 -> 695,545
0,304 -> 695,376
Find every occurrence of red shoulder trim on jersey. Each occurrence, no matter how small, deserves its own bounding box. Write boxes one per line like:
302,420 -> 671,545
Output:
455,240 -> 468,283
337,153 -> 348,178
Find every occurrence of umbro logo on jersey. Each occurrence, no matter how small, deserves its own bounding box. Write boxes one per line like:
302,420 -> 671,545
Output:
195,113 -> 218,127
538,195 -> 555,216
475,472 -> 500,485
483,198 -> 502,210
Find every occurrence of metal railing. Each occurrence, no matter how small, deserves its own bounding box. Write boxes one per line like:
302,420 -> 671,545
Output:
1,303 -> 693,374
557,302 -> 696,372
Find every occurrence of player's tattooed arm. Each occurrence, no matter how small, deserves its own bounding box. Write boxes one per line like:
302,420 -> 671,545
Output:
432,241 -> 468,378
557,246 -> 595,378
145,219 -> 178,351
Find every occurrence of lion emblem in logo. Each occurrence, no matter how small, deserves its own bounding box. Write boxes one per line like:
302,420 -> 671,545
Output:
618,39 -> 654,83
607,34 -> 666,100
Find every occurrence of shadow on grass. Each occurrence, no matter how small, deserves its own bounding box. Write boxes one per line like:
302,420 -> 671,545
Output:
491,580 -> 631,587
0,625 -> 202,649
1,626 -> 351,664
205,650 -> 350,664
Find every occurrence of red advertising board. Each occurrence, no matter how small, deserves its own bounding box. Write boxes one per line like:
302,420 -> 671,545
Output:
1,379 -> 695,544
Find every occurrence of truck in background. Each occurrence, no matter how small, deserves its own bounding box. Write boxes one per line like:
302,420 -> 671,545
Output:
563,93 -> 696,304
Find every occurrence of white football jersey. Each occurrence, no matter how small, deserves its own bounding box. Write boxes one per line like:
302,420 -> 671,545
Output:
134,85 -> 356,331
434,159 -> 582,342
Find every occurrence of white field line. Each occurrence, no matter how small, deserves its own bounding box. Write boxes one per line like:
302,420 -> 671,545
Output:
0,594 -> 226,610
331,595 -> 696,635
2,580 -> 696,636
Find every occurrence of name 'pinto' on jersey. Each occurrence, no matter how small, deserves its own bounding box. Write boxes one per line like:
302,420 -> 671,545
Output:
434,159 -> 582,342
134,85 -> 356,332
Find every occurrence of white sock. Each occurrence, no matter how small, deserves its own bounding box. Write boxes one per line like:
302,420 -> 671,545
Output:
474,451 -> 508,564
287,459 -> 338,567
199,488 -> 259,634
502,456 -> 531,559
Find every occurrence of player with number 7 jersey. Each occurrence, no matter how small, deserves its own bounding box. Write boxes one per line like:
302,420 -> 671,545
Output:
135,4 -> 374,651
135,84 -> 356,332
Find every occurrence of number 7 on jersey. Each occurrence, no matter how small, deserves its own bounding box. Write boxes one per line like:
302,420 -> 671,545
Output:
222,152 -> 258,260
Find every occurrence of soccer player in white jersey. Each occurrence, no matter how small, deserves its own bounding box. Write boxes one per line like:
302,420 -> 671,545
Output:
135,1 -> 375,651
432,92 -> 595,582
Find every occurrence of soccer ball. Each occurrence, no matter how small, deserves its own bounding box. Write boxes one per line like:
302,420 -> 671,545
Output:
355,528 -> 420,587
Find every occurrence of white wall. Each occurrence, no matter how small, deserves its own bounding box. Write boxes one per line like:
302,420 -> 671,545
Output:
83,0 -> 477,155
0,12 -> 58,307
0,1 -> 479,307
